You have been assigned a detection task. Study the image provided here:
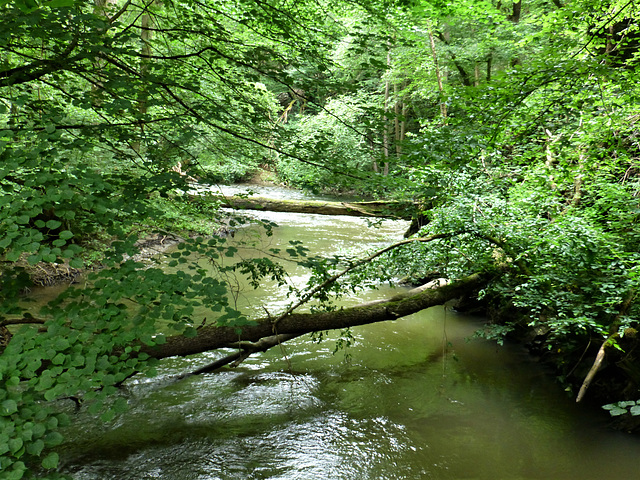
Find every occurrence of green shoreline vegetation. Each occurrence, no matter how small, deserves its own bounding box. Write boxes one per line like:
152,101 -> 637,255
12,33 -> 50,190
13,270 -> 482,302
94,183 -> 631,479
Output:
2,0 -> 640,477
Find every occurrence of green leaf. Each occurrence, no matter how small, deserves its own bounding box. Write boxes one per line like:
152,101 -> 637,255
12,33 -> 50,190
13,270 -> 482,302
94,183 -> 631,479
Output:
69,257 -> 84,268
5,462 -> 26,480
113,397 -> 129,413
41,452 -> 59,469
6,250 -> 21,262
45,219 -> 62,230
183,326 -> 198,338
44,389 -> 58,401
44,431 -> 64,447
1,399 -> 18,416
52,353 -> 66,365
59,230 -> 73,240
8,437 -> 23,453
36,375 -> 54,391
0,434 -> 9,455
100,409 -> 115,422
609,406 -> 627,416
27,254 -> 41,265
42,252 -> 57,262
26,439 -> 44,456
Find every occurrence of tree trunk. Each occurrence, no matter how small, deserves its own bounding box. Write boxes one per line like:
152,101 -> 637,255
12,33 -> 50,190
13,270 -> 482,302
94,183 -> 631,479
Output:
133,2 -> 156,153
400,80 -> 408,148
91,0 -> 116,105
393,84 -> 400,150
382,47 -> 392,176
429,30 -> 448,119
213,195 -> 415,219
507,0 -> 522,23
142,273 -> 486,360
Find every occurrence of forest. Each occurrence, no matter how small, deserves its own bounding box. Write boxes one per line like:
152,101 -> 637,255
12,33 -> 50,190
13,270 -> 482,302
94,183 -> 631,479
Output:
1,0 -> 640,477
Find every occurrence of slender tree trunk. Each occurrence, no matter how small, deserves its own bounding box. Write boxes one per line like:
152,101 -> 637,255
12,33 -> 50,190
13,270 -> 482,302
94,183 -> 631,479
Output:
394,81 -> 401,159
507,0 -> 522,23
429,29 -> 447,119
508,1 -> 522,66
399,80 -> 408,155
133,2 -> 155,153
382,46 -> 392,176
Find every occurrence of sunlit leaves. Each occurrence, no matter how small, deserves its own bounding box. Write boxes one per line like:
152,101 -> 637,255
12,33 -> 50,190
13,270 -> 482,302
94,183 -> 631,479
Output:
603,400 -> 640,417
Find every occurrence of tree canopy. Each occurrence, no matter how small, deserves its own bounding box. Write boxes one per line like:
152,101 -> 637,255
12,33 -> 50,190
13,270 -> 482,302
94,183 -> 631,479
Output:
2,0 -> 640,477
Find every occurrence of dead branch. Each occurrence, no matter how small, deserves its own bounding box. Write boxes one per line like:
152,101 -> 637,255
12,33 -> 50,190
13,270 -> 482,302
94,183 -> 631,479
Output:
576,289 -> 637,402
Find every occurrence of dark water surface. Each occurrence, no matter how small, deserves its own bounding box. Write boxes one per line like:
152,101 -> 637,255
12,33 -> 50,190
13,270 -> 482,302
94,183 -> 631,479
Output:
58,206 -> 640,479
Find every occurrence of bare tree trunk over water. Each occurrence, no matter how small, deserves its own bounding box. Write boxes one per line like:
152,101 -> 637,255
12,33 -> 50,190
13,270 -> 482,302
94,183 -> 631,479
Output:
142,273 -> 485,362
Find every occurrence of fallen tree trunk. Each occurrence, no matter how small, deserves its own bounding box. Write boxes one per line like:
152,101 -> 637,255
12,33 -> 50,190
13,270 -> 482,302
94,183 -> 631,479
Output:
143,273 -> 486,361
217,196 -> 414,219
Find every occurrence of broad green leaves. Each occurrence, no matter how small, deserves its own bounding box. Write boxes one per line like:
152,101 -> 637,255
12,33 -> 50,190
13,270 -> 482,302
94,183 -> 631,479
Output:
1,0 -> 640,475
603,400 -> 640,417
0,0 -> 76,12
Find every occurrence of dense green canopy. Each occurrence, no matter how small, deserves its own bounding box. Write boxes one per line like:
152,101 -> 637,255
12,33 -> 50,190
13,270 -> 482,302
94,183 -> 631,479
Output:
1,0 -> 640,477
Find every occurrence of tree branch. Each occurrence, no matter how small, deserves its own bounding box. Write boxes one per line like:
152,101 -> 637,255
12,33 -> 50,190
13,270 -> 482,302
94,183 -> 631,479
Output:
0,317 -> 46,327
271,233 -> 456,331
175,333 -> 303,379
576,289 -> 637,402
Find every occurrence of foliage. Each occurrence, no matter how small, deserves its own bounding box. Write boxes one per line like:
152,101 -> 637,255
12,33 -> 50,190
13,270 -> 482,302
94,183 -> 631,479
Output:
603,400 -> 640,417
277,95 -> 377,193
2,0 -> 640,476
0,0 -> 363,477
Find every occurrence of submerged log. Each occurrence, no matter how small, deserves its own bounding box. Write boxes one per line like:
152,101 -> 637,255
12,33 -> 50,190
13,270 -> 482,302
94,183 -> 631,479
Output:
217,196 -> 414,219
143,273 -> 486,361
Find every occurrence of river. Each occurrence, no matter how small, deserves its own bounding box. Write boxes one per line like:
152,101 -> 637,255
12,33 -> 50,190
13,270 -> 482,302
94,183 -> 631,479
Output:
58,186 -> 640,479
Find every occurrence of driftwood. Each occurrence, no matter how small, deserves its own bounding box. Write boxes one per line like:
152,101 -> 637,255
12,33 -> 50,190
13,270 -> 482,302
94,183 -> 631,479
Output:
142,273 -> 485,362
217,196 -> 414,219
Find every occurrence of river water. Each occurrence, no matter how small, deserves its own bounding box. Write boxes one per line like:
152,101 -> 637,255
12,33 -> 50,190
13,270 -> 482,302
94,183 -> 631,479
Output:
58,188 -> 640,479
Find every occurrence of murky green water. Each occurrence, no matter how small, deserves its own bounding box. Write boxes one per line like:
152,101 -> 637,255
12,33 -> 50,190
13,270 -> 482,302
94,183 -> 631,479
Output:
58,205 -> 640,479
